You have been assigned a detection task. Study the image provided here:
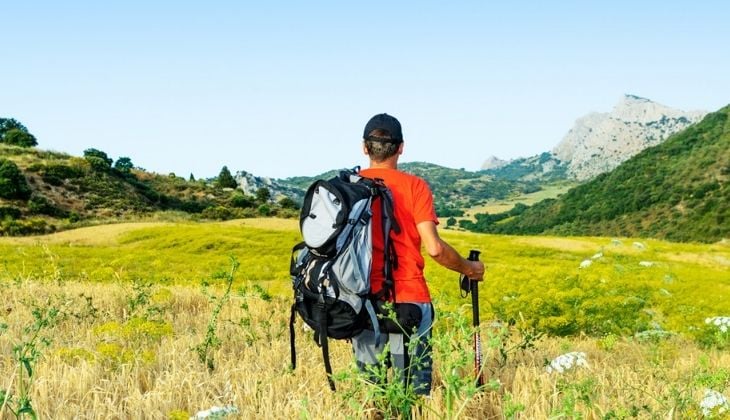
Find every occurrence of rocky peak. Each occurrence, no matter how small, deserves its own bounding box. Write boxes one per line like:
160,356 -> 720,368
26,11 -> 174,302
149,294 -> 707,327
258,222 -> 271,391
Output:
481,155 -> 509,170
551,95 -> 707,180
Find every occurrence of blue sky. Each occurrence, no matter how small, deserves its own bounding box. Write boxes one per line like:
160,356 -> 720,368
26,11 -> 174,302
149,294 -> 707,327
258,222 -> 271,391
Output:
2,1 -> 728,179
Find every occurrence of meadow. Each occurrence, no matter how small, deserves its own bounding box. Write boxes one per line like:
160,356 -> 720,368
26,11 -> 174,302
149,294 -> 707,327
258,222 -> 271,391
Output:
1,218 -> 729,419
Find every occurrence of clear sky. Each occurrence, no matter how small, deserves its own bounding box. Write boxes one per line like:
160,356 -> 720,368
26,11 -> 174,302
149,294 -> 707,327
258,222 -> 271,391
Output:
2,1 -> 728,179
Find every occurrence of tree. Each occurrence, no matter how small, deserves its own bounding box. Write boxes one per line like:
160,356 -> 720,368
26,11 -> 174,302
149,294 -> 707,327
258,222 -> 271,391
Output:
114,157 -> 134,173
0,158 -> 31,199
256,187 -> 271,203
83,148 -> 113,171
278,196 -> 299,210
0,118 -> 28,136
0,118 -> 37,147
2,129 -> 37,147
230,193 -> 255,208
189,173 -> 196,182
216,166 -> 237,189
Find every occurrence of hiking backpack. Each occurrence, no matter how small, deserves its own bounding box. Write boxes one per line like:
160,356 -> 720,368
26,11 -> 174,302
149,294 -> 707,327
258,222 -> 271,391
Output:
289,167 -> 400,391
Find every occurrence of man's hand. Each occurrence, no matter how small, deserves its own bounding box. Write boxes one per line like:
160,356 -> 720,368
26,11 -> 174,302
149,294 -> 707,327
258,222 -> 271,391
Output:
464,260 -> 485,281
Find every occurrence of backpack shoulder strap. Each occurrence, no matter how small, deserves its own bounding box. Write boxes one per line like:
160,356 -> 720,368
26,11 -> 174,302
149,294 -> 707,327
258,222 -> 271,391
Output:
365,178 -> 399,302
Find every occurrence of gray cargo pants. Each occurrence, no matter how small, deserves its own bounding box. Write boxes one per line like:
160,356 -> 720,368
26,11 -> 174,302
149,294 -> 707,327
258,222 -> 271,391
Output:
352,302 -> 434,395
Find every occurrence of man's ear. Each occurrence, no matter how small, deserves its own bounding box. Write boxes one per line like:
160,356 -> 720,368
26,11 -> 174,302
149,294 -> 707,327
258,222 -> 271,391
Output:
362,143 -> 369,156
398,142 -> 404,155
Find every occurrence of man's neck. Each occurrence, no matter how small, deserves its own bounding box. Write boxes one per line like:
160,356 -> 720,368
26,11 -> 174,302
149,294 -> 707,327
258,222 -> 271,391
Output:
368,157 -> 398,170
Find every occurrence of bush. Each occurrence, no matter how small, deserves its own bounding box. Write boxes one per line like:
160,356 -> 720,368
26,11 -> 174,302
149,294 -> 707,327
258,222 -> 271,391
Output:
28,194 -> 67,217
230,193 -> 255,209
0,158 -> 31,199
278,197 -> 299,210
86,156 -> 111,172
201,206 -> 234,220
0,217 -> 53,236
0,206 -> 22,220
43,163 -> 85,181
257,204 -> 272,216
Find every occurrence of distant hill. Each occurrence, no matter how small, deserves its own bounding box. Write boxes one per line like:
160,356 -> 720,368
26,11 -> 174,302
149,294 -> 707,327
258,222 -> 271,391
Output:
462,105 -> 730,243
0,143 -> 298,236
279,162 -> 542,216
484,95 -> 706,182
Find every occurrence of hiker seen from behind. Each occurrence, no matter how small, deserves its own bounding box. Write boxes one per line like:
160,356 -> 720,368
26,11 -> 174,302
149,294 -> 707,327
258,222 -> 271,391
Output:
353,113 -> 485,395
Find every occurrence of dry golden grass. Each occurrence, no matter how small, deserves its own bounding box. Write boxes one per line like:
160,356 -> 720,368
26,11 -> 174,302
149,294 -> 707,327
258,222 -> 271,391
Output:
2,280 -> 729,419
1,220 -> 728,418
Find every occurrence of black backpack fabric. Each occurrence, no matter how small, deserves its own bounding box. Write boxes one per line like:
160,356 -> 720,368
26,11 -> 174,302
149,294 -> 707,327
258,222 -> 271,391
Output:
289,167 -> 400,390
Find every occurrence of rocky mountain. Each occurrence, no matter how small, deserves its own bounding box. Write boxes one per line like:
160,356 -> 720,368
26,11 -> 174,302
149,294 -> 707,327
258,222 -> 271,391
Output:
484,95 -> 707,182
554,95 -> 707,180
462,104 -> 730,243
235,170 -> 304,203
481,156 -> 509,170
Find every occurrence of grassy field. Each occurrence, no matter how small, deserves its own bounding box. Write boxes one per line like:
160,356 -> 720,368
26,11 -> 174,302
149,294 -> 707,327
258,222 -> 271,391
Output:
1,219 -> 729,418
462,183 -> 576,219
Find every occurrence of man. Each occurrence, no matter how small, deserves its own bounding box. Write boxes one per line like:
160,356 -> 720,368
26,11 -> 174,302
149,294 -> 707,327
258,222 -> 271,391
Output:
353,113 -> 485,395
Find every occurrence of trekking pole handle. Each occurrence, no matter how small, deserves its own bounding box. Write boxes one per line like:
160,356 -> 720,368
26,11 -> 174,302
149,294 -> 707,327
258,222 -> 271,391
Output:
460,250 -> 481,296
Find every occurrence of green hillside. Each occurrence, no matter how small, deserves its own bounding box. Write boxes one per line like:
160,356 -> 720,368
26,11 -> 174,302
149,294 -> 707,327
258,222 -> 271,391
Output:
462,105 -> 730,243
0,138 -> 297,236
282,162 -> 541,217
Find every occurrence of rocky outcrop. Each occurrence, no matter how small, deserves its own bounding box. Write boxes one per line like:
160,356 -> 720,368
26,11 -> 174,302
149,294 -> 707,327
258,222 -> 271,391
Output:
234,171 -> 304,203
552,95 -> 706,180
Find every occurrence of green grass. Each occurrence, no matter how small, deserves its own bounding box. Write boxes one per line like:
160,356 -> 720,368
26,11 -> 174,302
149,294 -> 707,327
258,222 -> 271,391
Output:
459,182 -> 575,220
1,218 -> 728,339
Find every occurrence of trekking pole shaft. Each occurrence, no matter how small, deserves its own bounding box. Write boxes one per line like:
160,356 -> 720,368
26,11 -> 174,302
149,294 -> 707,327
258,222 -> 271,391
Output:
467,249 -> 483,387
468,250 -> 481,327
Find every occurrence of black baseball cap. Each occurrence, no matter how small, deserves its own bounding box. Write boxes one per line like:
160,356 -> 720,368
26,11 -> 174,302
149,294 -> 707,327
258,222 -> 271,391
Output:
363,113 -> 403,143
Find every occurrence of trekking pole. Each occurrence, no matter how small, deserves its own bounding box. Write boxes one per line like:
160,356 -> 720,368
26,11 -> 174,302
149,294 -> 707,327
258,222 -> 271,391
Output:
459,250 -> 484,388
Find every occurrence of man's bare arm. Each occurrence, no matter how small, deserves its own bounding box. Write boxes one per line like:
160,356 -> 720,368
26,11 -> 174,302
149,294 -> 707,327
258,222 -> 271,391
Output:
416,221 -> 485,280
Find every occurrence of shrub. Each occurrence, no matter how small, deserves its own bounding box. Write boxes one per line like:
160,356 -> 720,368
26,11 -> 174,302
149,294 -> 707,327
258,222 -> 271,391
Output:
85,156 -> 111,172
43,163 -> 85,181
0,158 -> 31,199
257,204 -> 272,216
230,193 -> 255,209
28,194 -> 67,217
0,206 -> 21,220
201,206 -> 234,220
255,187 -> 271,203
278,197 -> 299,210
0,217 -> 53,236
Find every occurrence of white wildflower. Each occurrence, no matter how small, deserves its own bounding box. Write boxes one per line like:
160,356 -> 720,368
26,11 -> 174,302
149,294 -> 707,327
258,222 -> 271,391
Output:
700,389 -> 729,417
591,252 -> 603,260
633,242 -> 646,250
639,261 -> 654,267
579,260 -> 592,269
546,352 -> 588,374
705,316 -> 730,333
191,405 -> 239,419
611,239 -> 622,246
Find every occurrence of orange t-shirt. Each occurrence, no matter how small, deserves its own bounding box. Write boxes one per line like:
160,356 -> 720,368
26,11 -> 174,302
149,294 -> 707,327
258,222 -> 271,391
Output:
360,167 -> 439,303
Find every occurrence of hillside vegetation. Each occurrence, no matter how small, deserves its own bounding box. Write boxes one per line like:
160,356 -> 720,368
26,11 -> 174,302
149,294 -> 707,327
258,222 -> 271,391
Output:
462,105 -> 730,243
0,140 -> 297,236
283,162 -> 542,217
